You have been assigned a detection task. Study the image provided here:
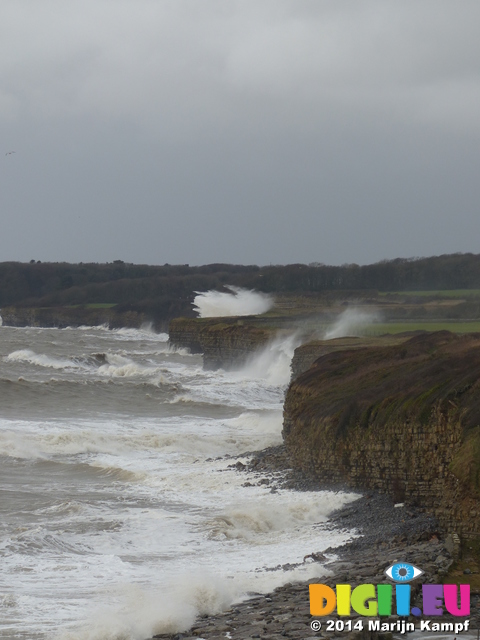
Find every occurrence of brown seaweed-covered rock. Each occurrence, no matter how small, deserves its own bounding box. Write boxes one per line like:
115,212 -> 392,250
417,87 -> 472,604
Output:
283,331 -> 480,537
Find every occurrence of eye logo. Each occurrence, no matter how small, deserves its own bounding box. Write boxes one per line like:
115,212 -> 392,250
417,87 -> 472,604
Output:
385,562 -> 423,582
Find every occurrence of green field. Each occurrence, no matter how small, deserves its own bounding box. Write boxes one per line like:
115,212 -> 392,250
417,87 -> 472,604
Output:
67,303 -> 117,309
365,321 -> 480,335
85,303 -> 117,309
379,289 -> 480,298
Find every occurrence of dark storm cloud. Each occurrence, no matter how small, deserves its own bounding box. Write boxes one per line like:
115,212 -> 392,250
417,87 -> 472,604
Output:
1,1 -> 479,265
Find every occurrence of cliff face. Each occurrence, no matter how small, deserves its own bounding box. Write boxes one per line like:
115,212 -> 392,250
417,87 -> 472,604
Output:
169,317 -> 273,369
168,318 -> 206,353
168,318 -> 409,373
284,331 -> 480,537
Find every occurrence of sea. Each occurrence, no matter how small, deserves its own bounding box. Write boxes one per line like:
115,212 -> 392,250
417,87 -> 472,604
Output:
0,323 -> 359,640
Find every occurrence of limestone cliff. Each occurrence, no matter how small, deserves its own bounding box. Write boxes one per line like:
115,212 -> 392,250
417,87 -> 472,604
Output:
283,331 -> 480,537
169,317 -> 273,369
290,335 -> 409,379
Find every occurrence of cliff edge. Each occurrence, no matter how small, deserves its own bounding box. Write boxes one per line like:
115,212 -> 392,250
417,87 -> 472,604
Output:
283,331 -> 480,537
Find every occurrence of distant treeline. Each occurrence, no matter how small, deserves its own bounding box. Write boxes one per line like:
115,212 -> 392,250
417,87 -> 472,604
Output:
1,253 -> 480,323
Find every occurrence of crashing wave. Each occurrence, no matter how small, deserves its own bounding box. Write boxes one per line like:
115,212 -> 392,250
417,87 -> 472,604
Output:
193,286 -> 273,318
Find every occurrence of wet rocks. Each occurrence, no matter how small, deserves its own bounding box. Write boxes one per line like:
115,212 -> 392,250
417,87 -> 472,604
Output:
150,530 -> 475,640
149,448 -> 475,640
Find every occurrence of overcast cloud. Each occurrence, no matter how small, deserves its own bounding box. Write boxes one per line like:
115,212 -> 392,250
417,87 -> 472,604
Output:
1,1 -> 479,265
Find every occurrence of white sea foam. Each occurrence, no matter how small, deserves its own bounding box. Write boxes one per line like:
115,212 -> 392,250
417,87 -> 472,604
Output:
35,501 -> 85,516
62,325 -> 168,342
324,308 -> 380,339
54,564 -> 332,640
0,429 -> 49,459
193,285 -> 273,318
0,325 -> 359,640
54,577 -> 234,640
5,349 -> 86,370
4,348 -> 167,379
51,508 -> 355,640
51,489 -> 357,640
97,353 -> 161,378
110,327 -> 169,341
205,492 -> 344,541
0,411 -> 282,463
65,323 -> 110,331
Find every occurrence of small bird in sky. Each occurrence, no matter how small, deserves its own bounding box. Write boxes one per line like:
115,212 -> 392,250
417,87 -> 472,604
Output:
5,151 -> 15,155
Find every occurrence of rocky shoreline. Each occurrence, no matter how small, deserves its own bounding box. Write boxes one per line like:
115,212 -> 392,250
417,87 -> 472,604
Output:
149,446 -> 478,640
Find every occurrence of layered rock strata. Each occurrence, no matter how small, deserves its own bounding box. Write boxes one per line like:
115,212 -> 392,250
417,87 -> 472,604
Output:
283,331 -> 480,537
169,317 -> 276,369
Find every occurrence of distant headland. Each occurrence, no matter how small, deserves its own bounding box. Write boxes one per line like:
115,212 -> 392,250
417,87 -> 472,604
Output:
2,253 -> 480,331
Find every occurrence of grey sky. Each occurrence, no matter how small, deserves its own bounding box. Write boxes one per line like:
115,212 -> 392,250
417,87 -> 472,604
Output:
1,0 -> 479,266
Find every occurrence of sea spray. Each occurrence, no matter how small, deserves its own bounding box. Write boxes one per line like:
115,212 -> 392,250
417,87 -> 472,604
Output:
193,286 -> 273,318
324,308 -> 380,340
54,563 -> 335,640
236,333 -> 301,386
206,493 -> 338,541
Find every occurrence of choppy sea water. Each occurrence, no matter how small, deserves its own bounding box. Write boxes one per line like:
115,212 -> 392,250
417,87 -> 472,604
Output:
0,324 -> 358,640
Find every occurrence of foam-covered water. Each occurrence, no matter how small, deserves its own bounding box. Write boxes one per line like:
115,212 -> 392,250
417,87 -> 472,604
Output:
0,324 -> 358,639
